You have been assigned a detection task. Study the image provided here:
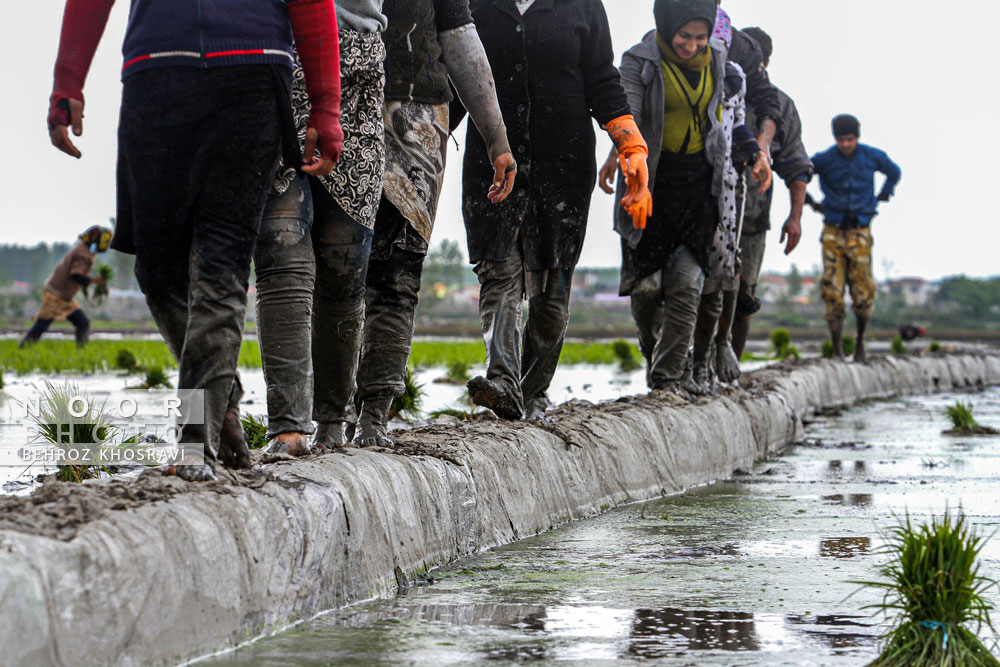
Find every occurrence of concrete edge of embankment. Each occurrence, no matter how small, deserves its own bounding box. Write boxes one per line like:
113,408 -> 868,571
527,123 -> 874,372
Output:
2,353 -> 998,667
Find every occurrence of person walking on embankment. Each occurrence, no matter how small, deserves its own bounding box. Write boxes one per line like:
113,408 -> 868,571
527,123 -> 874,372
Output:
253,1 -> 389,456
461,0 -> 652,422
606,0 -> 763,393
722,26 -> 813,363
46,0 -> 344,480
19,226 -> 112,349
350,0 -> 517,447
807,114 -> 901,363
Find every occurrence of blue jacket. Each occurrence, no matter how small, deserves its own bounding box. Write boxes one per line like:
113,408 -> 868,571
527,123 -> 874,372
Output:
120,0 -> 296,79
811,143 -> 901,227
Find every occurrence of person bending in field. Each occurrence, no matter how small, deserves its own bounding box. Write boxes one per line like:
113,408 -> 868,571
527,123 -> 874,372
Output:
20,226 -> 112,349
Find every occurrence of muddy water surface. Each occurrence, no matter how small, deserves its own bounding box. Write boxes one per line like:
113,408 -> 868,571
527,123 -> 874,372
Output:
199,387 -> 1000,666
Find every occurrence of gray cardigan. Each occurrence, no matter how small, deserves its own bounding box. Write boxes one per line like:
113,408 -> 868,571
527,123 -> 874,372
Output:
613,31 -> 730,249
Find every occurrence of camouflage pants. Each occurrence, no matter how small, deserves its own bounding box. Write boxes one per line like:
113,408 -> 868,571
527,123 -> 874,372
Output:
820,225 -> 875,322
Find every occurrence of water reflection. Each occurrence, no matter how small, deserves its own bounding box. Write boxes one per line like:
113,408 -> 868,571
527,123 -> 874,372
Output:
819,537 -> 872,559
627,608 -> 759,657
822,493 -> 874,507
785,614 -> 876,651
825,460 -> 868,477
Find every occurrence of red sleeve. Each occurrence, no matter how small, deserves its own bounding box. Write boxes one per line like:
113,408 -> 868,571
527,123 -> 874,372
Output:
49,0 -> 116,131
287,0 -> 343,162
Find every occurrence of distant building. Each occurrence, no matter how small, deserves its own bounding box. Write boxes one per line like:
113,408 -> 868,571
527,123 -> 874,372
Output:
883,277 -> 936,307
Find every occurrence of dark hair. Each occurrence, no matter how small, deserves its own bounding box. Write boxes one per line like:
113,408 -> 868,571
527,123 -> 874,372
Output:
832,114 -> 861,137
742,27 -> 772,62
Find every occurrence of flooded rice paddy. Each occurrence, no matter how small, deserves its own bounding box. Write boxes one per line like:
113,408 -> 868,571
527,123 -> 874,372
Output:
192,386 -> 1000,665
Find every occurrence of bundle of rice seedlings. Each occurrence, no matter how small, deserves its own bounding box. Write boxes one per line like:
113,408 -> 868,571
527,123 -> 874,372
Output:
611,339 -> 641,372
855,510 -> 999,666
93,264 -> 114,304
891,335 -> 907,355
141,366 -> 172,390
390,367 -> 423,420
944,402 -> 999,436
115,348 -> 139,372
435,359 -> 471,385
843,335 -> 856,356
239,413 -> 269,449
27,381 -> 117,482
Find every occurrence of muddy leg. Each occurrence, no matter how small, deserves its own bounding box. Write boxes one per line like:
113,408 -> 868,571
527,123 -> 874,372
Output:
469,248 -> 525,420
854,315 -> 869,364
714,289 -> 741,382
828,318 -> 846,360
355,197 -> 425,446
629,274 -> 663,389
691,289 -> 723,393
521,266 -> 573,421
254,173 -> 317,457
649,247 -> 705,391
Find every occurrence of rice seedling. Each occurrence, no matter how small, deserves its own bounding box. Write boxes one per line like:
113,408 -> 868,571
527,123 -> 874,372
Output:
140,366 -> 172,390
0,367 -> 4,390
944,402 -> 998,436
26,380 -> 117,482
390,367 -> 424,420
240,413 -> 269,449
611,339 -> 641,372
115,348 -> 140,372
930,341 -> 942,353
852,510 -> 999,666
435,359 -> 471,385
822,339 -> 835,359
843,335 -> 856,357
1,340 -> 263,375
91,264 -> 114,304
891,336 -> 907,355
770,328 -> 799,360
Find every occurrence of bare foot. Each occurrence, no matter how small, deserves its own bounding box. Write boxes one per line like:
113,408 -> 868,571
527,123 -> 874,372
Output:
314,422 -> 347,448
854,339 -> 867,364
715,343 -> 741,383
265,432 -> 312,457
218,407 -> 252,468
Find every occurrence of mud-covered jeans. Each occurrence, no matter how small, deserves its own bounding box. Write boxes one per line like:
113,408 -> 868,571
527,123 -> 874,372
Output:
356,197 -> 426,404
255,174 -> 373,436
630,246 -> 706,389
475,243 -> 574,414
121,65 -> 284,461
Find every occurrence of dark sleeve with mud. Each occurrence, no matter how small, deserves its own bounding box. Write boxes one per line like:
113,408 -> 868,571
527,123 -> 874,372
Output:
434,0 -> 473,31
580,0 -> 631,125
729,30 -> 781,129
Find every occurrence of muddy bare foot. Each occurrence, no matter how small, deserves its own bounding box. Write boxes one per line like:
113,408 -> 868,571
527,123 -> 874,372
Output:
715,343 -> 741,383
265,432 -> 312,457
218,407 -> 252,469
467,376 -> 522,420
353,398 -> 394,448
524,396 -> 552,423
164,461 -> 216,482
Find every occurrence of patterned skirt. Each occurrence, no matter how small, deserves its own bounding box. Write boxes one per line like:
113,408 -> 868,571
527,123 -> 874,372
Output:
272,30 -> 386,229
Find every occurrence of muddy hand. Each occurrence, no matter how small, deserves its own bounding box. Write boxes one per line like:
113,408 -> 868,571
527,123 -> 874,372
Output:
598,148 -> 619,194
489,152 -> 516,203
751,151 -> 772,194
301,127 -> 336,176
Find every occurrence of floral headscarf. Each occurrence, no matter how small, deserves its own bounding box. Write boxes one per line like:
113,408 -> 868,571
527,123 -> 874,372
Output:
713,5 -> 732,48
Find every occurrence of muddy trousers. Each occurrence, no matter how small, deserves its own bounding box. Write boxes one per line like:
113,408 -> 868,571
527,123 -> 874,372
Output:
630,246 -> 706,389
475,243 -> 574,415
356,197 -> 425,406
254,174 -> 373,437
122,66 -> 283,462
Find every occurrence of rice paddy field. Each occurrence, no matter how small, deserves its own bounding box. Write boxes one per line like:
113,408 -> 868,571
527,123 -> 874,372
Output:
0,338 -> 642,376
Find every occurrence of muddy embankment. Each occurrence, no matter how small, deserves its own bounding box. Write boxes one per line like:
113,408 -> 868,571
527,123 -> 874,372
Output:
1,353 -> 998,666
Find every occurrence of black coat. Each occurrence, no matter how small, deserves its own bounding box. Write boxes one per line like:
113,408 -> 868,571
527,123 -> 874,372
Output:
461,0 -> 630,270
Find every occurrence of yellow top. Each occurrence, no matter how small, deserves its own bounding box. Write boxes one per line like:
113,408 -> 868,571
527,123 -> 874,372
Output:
660,57 -> 716,154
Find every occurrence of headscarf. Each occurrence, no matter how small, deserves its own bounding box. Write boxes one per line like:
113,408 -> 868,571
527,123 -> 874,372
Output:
832,114 -> 861,137
653,0 -> 718,46
79,225 -> 113,253
713,5 -> 732,48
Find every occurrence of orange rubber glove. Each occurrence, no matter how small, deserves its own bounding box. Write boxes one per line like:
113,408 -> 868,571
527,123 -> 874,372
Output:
605,115 -> 653,230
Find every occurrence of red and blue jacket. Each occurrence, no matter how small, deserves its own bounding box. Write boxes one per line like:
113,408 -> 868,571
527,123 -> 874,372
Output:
120,0 -> 296,79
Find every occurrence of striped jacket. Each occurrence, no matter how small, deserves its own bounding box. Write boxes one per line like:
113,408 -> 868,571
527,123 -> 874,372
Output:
120,0 -> 296,78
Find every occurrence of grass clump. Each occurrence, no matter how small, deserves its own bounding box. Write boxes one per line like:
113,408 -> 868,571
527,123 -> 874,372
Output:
854,510 -> 999,666
843,335 -> 856,357
891,335 -> 907,355
91,264 -> 114,304
240,413 -> 269,449
944,402 -> 999,436
930,341 -> 942,353
390,367 -> 424,420
611,339 -> 641,372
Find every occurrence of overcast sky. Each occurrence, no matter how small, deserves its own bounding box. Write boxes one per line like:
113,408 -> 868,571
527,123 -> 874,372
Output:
3,1 -> 997,280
